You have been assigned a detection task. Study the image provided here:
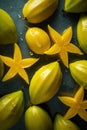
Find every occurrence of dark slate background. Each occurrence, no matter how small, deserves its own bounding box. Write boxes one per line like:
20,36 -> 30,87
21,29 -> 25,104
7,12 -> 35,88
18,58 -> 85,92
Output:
0,0 -> 87,129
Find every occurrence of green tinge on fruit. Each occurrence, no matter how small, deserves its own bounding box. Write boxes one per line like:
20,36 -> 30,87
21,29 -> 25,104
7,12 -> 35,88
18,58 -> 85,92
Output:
0,58 -> 4,79
54,114 -> 80,130
0,90 -> 24,130
69,60 -> 87,90
0,8 -> 18,44
29,61 -> 62,105
77,15 -> 87,53
22,0 -> 58,23
64,0 -> 87,13
25,105 -> 53,130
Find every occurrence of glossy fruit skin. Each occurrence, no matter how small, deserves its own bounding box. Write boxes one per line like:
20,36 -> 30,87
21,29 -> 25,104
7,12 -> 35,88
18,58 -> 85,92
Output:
64,0 -> 87,13
25,105 -> 53,130
29,61 -> 62,105
69,60 -> 87,90
0,8 -> 18,44
54,114 -> 80,130
25,27 -> 51,54
77,15 -> 87,53
0,58 -> 4,79
0,90 -> 24,130
22,0 -> 58,23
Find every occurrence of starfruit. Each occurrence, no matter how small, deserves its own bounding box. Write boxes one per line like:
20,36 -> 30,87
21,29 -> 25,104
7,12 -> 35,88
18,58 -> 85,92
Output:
22,0 -> 58,23
25,105 -> 53,130
77,15 -> 87,53
0,8 -> 18,44
0,58 -> 4,79
29,61 -> 62,105
0,90 -> 24,130
64,0 -> 87,13
54,114 -> 80,130
25,27 -> 51,54
69,60 -> 87,90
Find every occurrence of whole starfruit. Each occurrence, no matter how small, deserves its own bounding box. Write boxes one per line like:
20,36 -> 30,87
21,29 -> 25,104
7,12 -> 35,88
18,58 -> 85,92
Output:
77,15 -> 87,53
25,27 -> 51,54
0,8 -> 18,44
25,105 -> 53,130
54,114 -> 80,130
22,0 -> 58,23
64,0 -> 87,13
0,90 -> 24,130
0,58 -> 4,79
29,61 -> 62,105
69,60 -> 87,90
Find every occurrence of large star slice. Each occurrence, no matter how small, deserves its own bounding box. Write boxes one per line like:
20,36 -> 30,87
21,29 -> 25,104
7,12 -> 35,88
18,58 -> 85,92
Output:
0,43 -> 39,84
58,86 -> 87,121
44,25 -> 83,68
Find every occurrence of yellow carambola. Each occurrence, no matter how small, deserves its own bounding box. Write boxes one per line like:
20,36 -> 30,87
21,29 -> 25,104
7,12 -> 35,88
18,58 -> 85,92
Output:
0,90 -> 24,130
54,114 -> 80,130
25,105 -> 53,130
77,15 -> 87,54
25,27 -> 51,54
0,8 -> 18,44
29,61 -> 62,105
64,0 -> 87,13
22,0 -> 58,23
69,60 -> 87,90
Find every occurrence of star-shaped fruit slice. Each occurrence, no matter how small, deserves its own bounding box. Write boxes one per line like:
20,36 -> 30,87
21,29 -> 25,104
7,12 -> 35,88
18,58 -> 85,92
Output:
58,86 -> 87,121
0,43 -> 39,84
44,25 -> 83,68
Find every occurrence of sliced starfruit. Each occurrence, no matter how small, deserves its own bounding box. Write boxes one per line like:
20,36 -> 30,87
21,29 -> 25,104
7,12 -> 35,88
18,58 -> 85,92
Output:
0,58 -> 4,79
0,8 -> 18,44
22,0 -> 58,23
29,61 -> 62,105
25,105 -> 53,130
54,114 -> 80,130
77,15 -> 87,53
69,60 -> 87,90
64,0 -> 87,13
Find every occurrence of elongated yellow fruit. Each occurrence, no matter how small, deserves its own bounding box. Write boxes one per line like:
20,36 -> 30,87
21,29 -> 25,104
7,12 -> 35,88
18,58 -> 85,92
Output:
29,61 -> 62,105
77,15 -> 87,53
64,0 -> 87,13
0,8 -> 18,44
69,60 -> 87,90
25,27 -> 51,54
0,90 -> 24,130
25,105 -> 53,130
22,0 -> 58,23
54,114 -> 80,130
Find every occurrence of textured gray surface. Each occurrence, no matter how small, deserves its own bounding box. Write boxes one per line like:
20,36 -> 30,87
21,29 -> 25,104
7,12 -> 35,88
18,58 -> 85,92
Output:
0,0 -> 87,129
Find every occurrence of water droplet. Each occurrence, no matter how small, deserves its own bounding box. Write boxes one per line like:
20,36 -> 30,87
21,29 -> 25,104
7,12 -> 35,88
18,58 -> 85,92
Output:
29,51 -> 34,56
20,32 -> 23,35
20,37 -> 23,41
10,6 -> 13,9
65,69 -> 68,73
18,14 -> 22,19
